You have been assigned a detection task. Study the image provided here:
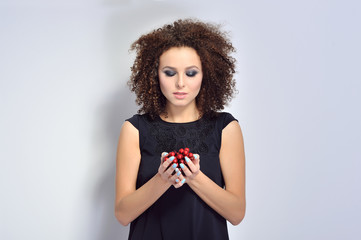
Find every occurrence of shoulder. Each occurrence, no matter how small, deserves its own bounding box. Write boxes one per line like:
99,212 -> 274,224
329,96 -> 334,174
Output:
220,112 -> 243,144
211,111 -> 239,130
121,113 -> 154,152
125,113 -> 151,130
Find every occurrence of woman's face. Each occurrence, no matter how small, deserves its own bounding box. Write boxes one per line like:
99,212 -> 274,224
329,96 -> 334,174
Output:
158,46 -> 203,110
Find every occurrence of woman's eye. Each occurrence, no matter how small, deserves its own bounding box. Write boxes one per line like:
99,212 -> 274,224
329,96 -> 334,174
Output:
186,71 -> 198,77
164,70 -> 176,77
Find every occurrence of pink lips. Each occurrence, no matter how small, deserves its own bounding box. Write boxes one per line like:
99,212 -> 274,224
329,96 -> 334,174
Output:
173,92 -> 187,99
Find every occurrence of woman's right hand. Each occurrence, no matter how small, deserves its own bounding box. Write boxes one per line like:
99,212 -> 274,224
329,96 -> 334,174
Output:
158,152 -> 181,186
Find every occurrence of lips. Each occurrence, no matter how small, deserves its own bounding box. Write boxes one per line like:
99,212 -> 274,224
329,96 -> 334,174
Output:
173,92 -> 187,99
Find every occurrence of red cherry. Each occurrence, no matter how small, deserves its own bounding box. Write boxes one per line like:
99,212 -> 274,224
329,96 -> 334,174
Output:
188,153 -> 193,158
177,154 -> 183,159
170,152 -> 175,156
184,148 -> 189,152
184,150 -> 189,156
180,159 -> 184,163
173,159 -> 177,163
179,148 -> 184,153
164,157 -> 168,162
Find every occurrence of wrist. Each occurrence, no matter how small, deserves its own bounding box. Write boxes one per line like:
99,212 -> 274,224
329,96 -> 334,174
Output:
187,170 -> 202,186
156,172 -> 172,188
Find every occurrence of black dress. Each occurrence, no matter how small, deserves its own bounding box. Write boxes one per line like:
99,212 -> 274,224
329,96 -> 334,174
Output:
125,112 -> 238,240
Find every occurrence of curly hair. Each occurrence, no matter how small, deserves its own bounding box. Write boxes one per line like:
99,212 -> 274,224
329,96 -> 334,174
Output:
128,18 -> 237,120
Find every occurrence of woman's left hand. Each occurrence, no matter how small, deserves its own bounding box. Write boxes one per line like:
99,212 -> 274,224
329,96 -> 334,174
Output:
173,154 -> 200,188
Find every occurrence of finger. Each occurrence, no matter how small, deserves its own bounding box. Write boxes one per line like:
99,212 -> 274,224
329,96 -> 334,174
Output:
161,156 -> 175,169
178,174 -> 186,185
175,167 -> 182,178
173,174 -> 186,188
184,156 -> 198,173
173,178 -> 182,188
165,162 -> 178,176
159,156 -> 175,173
179,162 -> 192,177
169,168 -> 182,182
193,154 -> 200,163
160,152 -> 168,162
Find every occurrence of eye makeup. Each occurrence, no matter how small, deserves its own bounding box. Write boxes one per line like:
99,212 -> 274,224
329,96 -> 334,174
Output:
163,69 -> 199,77
186,70 -> 198,77
164,70 -> 176,77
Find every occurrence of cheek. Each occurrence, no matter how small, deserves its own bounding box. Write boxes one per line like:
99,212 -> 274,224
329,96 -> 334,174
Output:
191,76 -> 203,92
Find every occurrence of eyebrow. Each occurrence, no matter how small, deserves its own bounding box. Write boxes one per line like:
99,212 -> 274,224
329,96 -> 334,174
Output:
161,65 -> 201,71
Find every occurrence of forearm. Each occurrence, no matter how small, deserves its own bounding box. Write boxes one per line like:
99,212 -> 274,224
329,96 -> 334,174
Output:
187,171 -> 245,225
115,173 -> 171,226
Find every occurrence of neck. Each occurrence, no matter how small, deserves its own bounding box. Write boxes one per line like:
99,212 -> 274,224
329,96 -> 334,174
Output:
161,103 -> 201,123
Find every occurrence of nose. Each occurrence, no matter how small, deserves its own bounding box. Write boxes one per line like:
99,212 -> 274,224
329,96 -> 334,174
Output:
176,73 -> 185,88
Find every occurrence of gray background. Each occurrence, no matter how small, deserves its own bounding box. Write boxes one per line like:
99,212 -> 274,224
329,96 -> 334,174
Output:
1,0 -> 360,239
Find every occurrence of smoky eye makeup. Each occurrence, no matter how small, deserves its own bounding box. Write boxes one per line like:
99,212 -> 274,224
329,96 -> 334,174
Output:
186,70 -> 199,77
163,70 -> 176,77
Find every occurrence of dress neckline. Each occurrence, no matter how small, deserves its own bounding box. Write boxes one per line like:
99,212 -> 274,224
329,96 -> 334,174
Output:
156,115 -> 203,125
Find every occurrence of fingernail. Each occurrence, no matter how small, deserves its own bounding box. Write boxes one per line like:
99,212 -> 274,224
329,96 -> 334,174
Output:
185,157 -> 190,163
169,156 -> 175,161
194,155 -> 198,159
177,171 -> 181,176
163,152 -> 168,156
172,163 -> 177,168
175,168 -> 179,172
180,163 -> 185,169
176,179 -> 179,183
181,179 -> 186,184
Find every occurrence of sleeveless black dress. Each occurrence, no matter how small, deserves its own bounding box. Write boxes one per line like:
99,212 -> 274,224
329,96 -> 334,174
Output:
125,112 -> 238,240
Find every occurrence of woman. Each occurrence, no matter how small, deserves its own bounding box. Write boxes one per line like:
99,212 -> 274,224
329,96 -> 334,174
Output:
115,19 -> 246,240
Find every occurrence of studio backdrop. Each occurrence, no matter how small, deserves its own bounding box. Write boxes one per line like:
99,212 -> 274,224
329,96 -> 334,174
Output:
0,0 -> 360,239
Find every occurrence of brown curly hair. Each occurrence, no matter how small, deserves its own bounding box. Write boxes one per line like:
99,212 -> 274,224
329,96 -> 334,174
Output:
128,18 -> 237,120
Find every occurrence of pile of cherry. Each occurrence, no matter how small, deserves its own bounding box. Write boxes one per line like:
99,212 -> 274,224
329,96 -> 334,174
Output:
163,148 -> 195,175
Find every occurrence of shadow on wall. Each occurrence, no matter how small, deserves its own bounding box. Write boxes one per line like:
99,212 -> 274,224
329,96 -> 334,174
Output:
93,1 -> 190,240
92,87 -> 135,240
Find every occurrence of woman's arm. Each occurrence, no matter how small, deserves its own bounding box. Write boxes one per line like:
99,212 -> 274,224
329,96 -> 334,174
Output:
114,121 -> 175,226
182,120 -> 246,225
